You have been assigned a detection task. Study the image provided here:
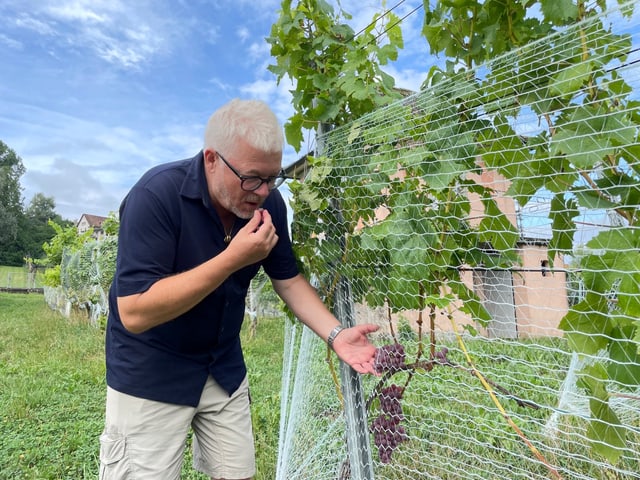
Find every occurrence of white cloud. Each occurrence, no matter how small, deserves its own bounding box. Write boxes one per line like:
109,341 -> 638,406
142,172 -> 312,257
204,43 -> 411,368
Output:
7,1 -> 180,70
45,1 -> 114,24
239,79 -> 280,101
0,33 -> 22,50
13,15 -> 58,37
24,157 -> 122,220
237,26 -> 251,43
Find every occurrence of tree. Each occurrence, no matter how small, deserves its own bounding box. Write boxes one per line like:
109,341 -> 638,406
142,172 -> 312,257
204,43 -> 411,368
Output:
0,142 -> 72,265
101,211 -> 120,236
0,140 -> 25,264
20,193 -> 68,261
26,193 -> 57,222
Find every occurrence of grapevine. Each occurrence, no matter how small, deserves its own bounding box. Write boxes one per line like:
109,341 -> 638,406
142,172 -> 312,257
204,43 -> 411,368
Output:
274,0 -> 639,466
367,337 -> 540,464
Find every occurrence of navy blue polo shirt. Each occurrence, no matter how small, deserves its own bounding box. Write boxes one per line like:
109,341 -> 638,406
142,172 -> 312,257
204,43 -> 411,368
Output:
105,150 -> 299,406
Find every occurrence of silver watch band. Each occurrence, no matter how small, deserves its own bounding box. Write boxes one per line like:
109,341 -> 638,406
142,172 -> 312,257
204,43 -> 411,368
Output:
327,325 -> 345,349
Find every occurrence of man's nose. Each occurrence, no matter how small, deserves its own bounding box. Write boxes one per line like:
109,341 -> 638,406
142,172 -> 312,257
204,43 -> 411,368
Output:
255,182 -> 271,196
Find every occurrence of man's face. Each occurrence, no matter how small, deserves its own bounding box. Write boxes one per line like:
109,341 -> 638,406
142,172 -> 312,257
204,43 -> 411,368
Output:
205,140 -> 283,219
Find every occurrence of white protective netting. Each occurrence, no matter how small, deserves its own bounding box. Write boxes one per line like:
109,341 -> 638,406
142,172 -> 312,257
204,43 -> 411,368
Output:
277,2 -> 640,479
44,236 -> 117,326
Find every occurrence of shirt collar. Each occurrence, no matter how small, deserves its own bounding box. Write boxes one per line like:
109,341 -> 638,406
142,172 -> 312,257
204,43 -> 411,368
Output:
180,150 -> 208,203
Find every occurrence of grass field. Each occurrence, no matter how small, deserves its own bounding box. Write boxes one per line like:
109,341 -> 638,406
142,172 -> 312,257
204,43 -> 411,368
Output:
0,265 -> 45,289
0,292 -> 284,479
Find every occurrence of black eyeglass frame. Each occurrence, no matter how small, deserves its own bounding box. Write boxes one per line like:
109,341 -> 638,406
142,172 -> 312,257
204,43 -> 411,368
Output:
215,151 -> 289,192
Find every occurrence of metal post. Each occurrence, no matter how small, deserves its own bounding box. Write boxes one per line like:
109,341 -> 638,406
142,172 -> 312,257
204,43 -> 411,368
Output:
316,120 -> 374,479
334,276 -> 375,480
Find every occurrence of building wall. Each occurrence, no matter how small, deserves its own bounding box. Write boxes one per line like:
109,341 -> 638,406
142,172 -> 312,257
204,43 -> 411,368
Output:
77,216 -> 92,234
353,164 -> 569,339
513,245 -> 568,337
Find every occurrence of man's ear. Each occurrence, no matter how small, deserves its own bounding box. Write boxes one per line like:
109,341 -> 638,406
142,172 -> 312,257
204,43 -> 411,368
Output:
203,149 -> 217,171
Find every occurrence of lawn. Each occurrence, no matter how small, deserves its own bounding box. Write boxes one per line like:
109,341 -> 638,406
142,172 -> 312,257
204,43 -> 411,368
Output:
0,265 -> 45,289
0,292 -> 284,479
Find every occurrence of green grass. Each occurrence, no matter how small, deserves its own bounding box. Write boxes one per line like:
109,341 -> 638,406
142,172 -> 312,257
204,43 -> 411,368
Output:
0,292 -> 284,479
0,265 -> 45,289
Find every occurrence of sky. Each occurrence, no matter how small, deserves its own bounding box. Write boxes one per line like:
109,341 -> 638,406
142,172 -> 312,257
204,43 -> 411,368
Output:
0,0 -> 430,221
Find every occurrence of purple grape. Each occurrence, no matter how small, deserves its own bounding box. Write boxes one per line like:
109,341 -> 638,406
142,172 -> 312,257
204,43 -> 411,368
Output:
379,385 -> 403,419
374,343 -> 406,374
434,347 -> 449,364
370,383 -> 408,463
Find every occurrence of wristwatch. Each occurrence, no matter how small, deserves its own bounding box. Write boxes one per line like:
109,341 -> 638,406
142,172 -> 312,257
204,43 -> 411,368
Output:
327,325 -> 345,350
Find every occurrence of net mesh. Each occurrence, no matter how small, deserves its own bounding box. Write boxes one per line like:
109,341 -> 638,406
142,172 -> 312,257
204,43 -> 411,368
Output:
277,2 -> 640,479
44,236 -> 117,326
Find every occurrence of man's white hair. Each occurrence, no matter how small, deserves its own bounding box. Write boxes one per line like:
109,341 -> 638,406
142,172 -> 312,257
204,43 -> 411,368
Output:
204,98 -> 284,154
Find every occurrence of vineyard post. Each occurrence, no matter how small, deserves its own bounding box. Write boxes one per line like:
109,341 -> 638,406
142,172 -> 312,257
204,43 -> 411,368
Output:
335,274 -> 375,479
317,121 -> 375,479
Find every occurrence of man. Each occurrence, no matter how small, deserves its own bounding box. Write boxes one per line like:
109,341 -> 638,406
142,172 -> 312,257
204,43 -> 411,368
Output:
99,98 -> 379,479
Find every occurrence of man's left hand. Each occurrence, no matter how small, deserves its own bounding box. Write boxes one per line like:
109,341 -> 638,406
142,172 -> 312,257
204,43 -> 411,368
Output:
332,324 -> 380,375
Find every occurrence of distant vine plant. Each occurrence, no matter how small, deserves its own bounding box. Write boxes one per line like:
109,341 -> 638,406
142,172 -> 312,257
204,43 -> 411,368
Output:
42,214 -> 118,319
268,0 -> 639,465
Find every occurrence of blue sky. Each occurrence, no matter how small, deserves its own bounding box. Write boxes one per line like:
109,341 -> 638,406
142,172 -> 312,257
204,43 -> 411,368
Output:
0,0 -> 429,221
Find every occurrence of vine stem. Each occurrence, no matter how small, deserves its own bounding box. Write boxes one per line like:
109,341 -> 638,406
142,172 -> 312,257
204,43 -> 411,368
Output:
327,346 -> 345,409
578,169 -> 633,224
387,301 -> 397,343
446,309 -> 564,480
365,357 -> 537,412
610,392 -> 640,401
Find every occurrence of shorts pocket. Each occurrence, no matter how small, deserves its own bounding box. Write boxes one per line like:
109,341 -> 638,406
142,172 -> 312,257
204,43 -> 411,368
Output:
99,432 -> 130,479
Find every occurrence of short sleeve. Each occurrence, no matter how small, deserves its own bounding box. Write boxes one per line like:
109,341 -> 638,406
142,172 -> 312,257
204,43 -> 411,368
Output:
115,186 -> 179,296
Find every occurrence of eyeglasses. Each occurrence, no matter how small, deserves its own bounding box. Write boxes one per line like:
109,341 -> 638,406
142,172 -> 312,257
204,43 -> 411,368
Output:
216,151 -> 289,192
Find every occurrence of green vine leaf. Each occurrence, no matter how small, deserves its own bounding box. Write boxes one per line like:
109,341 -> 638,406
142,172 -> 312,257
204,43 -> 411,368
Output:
448,279 -> 492,327
608,326 -> 640,387
478,197 -> 519,251
571,189 -> 619,210
559,293 -> 613,355
578,364 -> 627,463
549,62 -> 593,97
540,0 -> 579,24
550,129 -> 614,169
548,194 -> 579,262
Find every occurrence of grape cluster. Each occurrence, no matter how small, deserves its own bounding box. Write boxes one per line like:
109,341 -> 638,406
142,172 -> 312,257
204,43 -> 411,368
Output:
379,384 -> 403,420
370,384 -> 408,464
373,342 -> 406,374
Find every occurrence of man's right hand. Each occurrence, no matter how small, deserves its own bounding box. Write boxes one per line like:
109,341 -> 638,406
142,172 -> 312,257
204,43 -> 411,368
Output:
226,209 -> 278,269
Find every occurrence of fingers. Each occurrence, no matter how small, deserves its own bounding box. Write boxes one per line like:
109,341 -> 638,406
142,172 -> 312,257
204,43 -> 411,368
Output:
332,328 -> 379,375
246,209 -> 263,231
240,209 -> 272,238
352,359 -> 378,375
260,208 -> 271,222
225,209 -> 278,268
249,209 -> 273,233
252,210 -> 277,246
356,323 -> 379,335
